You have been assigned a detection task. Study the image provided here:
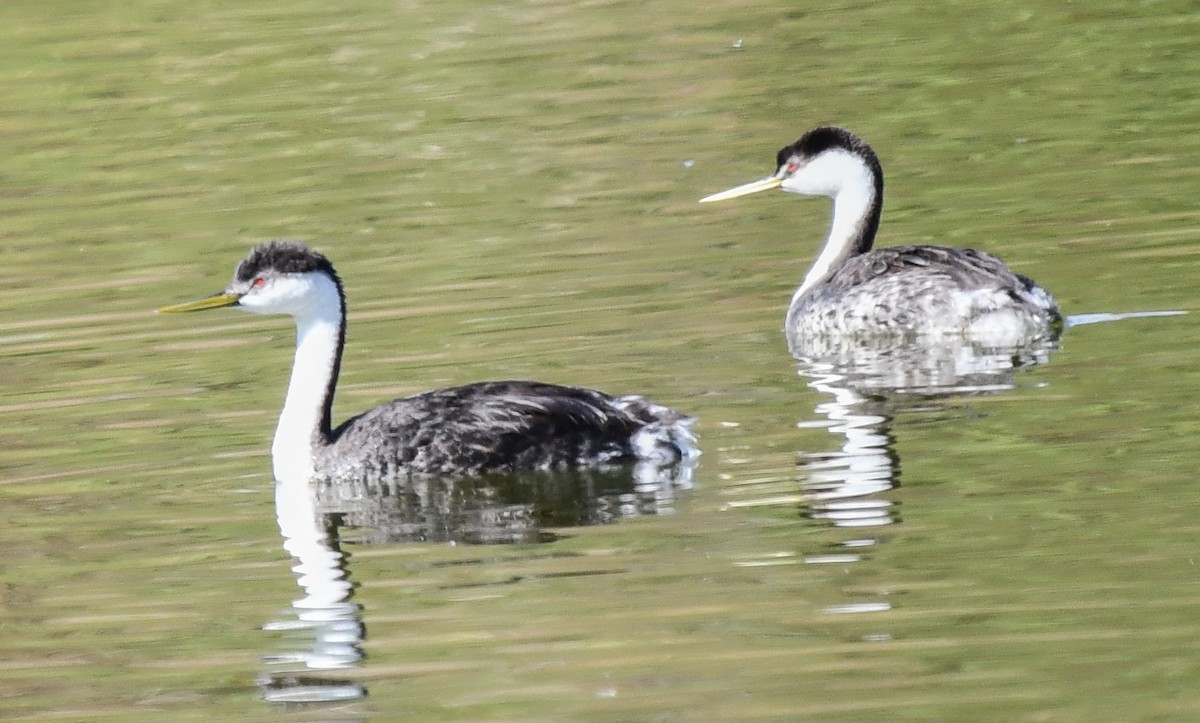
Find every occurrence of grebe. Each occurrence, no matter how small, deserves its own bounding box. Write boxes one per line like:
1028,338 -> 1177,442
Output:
701,126 -> 1061,345
158,241 -> 697,485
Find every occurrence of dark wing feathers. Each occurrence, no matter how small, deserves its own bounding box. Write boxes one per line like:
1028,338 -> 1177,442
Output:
324,381 -> 669,478
824,245 -> 1025,292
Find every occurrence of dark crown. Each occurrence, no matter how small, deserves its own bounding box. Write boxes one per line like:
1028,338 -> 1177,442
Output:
235,240 -> 337,281
776,126 -> 878,169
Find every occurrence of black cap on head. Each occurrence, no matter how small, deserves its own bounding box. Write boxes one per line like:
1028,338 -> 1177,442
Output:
235,240 -> 336,282
776,126 -> 877,168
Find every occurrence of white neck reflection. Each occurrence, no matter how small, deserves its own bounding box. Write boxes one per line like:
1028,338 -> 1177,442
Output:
260,479 -> 365,704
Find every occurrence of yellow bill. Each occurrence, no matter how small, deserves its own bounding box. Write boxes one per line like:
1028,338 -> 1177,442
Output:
699,175 -> 783,203
157,292 -> 241,314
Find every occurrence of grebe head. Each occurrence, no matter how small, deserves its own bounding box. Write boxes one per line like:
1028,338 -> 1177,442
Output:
776,127 -> 882,199
700,126 -> 883,203
158,240 -> 343,319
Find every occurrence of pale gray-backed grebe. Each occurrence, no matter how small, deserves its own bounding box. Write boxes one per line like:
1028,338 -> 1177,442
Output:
701,127 -> 1062,346
158,241 -> 696,485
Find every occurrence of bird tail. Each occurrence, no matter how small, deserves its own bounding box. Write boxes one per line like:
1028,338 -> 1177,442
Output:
615,395 -> 701,489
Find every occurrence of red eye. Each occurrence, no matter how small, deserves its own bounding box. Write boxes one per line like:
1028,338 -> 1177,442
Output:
252,277 -> 265,287
786,162 -> 799,173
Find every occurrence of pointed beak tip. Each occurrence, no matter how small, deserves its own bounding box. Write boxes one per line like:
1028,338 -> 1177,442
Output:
156,292 -> 241,314
698,176 -> 782,205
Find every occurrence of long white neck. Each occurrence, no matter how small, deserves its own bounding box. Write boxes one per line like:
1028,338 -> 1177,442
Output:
271,279 -> 343,484
791,153 -> 879,304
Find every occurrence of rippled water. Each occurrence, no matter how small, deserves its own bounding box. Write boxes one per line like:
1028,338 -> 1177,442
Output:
4,1 -> 1200,720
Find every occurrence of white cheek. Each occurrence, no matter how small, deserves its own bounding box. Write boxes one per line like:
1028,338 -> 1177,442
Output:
783,174 -> 834,196
236,296 -> 273,314
235,273 -> 326,316
235,288 -> 281,314
237,287 -> 296,315
781,149 -> 866,198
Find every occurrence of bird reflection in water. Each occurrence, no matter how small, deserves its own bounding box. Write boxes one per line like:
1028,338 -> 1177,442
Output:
794,333 -> 1059,548
258,462 -> 694,704
314,459 -> 694,545
259,480 -> 365,705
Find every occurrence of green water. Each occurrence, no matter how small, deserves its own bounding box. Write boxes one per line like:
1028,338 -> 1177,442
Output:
3,0 -> 1200,720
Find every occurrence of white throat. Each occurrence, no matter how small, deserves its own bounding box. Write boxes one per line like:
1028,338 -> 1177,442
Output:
268,275 -> 343,484
788,150 -> 878,302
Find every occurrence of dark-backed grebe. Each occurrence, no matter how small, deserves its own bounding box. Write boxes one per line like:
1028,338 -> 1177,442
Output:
159,241 -> 697,485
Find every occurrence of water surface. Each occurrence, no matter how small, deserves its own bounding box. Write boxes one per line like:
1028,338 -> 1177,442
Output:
3,1 -> 1200,720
